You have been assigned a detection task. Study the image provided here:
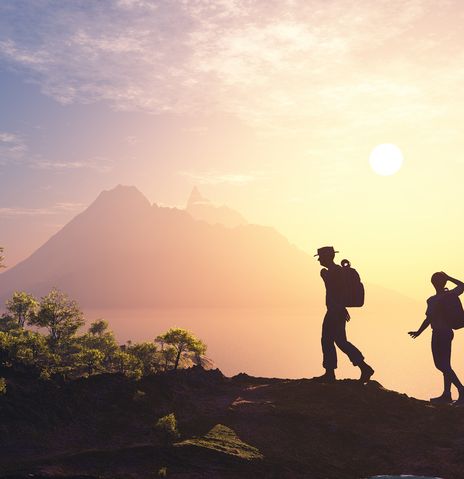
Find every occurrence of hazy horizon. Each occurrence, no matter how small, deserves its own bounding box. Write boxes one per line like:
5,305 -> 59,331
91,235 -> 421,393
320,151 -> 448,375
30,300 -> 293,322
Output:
0,183 -> 443,305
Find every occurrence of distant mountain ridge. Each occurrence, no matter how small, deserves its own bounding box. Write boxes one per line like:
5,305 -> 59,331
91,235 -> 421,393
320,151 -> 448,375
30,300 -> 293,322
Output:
186,186 -> 247,228
0,185 -> 315,308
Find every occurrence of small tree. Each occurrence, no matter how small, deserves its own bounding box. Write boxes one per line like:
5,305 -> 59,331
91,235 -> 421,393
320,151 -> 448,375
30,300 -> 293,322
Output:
29,288 -> 84,350
113,350 -> 143,379
0,377 -> 6,395
80,319 -> 118,371
5,292 -> 39,328
0,314 -> 20,333
88,319 -> 109,336
156,328 -> 206,371
76,348 -> 105,376
158,344 -> 177,371
127,342 -> 159,375
154,413 -> 179,445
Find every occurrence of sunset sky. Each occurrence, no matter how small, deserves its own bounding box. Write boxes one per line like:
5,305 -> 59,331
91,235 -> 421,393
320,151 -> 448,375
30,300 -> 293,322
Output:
1,0 -> 464,301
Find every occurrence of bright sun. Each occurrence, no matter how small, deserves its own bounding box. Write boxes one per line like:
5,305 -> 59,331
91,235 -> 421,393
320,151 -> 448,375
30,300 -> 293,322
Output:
369,144 -> 404,176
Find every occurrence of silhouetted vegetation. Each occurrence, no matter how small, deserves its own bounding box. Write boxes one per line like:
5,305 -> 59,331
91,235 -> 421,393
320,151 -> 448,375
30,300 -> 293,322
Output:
154,413 -> 180,445
156,328 -> 207,370
0,288 -> 208,383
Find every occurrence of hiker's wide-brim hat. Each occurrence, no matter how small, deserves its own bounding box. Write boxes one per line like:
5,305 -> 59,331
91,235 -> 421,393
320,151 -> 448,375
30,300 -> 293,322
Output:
314,246 -> 339,257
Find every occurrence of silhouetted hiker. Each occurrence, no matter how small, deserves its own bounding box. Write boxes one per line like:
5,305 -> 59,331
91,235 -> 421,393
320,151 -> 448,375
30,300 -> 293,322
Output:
409,272 -> 464,405
313,246 -> 374,384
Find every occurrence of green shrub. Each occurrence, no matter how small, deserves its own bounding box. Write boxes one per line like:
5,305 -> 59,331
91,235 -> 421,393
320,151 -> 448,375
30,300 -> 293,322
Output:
154,413 -> 179,445
0,377 -> 6,395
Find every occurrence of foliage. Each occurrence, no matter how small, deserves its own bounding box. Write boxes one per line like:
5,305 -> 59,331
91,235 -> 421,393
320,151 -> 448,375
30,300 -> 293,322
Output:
0,246 -> 5,269
156,328 -> 207,370
79,319 -> 118,371
154,413 -> 179,445
0,313 -> 19,333
88,319 -> 108,336
158,467 -> 168,477
127,341 -> 159,375
6,292 -> 38,328
159,344 -> 177,371
29,288 -> 84,350
113,350 -> 143,379
75,348 -> 105,375
0,289 -> 208,381
177,424 -> 263,460
0,377 -> 6,395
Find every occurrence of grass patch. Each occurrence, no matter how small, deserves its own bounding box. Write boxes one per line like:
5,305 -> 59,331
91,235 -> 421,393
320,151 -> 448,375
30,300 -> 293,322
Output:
176,424 -> 263,460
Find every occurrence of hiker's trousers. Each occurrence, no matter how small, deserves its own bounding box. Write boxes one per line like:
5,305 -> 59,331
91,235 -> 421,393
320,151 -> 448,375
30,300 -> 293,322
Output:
321,308 -> 364,370
432,328 -> 454,373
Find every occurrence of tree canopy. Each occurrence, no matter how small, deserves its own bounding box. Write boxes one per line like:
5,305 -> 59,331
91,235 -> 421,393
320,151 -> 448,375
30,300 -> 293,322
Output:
156,328 -> 207,370
0,289 -> 209,382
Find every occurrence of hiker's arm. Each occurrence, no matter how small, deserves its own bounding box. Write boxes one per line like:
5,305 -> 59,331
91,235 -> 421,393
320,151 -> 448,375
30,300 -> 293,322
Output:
445,273 -> 464,296
408,317 -> 430,339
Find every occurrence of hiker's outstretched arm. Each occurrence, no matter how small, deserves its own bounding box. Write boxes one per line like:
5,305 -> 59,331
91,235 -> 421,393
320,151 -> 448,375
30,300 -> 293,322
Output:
444,273 -> 464,295
408,317 -> 430,338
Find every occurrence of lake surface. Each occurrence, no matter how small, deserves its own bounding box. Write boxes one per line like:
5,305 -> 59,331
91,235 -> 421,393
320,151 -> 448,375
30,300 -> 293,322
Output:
368,476 -> 442,479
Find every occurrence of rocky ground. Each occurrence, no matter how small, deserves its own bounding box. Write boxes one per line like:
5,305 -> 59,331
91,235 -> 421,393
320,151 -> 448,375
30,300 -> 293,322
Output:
0,365 -> 461,478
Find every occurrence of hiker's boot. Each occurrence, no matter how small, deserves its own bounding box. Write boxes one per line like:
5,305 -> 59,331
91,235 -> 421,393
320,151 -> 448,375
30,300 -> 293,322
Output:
313,370 -> 336,383
359,364 -> 374,384
453,390 -> 464,406
430,394 -> 452,405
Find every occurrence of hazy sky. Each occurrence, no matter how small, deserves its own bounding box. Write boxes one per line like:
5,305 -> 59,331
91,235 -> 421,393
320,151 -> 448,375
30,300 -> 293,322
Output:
1,0 -> 464,299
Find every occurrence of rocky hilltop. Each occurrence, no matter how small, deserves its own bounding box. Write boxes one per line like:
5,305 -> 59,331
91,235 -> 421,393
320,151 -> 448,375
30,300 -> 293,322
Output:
0,366 -> 459,479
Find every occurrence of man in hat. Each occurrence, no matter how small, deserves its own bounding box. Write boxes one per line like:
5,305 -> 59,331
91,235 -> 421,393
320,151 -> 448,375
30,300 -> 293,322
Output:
314,246 -> 374,383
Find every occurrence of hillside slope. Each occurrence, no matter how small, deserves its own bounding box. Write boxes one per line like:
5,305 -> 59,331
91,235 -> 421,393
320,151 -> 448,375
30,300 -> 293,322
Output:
0,366 -> 459,479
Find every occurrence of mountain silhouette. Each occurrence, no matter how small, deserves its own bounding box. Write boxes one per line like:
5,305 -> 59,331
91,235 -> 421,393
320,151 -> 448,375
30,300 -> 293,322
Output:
186,186 -> 247,228
0,185 -> 315,308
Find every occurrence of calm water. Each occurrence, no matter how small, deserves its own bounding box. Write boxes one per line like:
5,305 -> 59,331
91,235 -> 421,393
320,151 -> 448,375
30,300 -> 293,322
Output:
368,476 -> 441,479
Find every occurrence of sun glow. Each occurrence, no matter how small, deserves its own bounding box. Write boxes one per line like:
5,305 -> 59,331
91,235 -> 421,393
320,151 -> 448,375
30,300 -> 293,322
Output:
369,144 -> 404,176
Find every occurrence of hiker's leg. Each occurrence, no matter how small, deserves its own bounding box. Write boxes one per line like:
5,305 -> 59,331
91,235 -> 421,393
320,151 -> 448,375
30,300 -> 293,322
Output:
443,374 -> 452,396
442,331 -> 464,392
321,312 -> 337,371
333,316 -> 364,367
432,330 -> 453,398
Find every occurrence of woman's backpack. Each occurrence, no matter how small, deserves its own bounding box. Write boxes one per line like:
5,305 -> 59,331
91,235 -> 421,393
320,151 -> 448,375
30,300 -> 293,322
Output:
340,259 -> 365,308
439,291 -> 464,330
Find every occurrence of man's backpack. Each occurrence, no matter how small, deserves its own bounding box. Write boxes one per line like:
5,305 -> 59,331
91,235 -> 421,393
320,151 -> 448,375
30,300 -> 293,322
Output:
439,291 -> 464,330
340,259 -> 365,307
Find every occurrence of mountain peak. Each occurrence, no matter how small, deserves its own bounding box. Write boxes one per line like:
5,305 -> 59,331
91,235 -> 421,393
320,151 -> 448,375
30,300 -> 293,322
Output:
100,184 -> 148,201
91,184 -> 151,211
187,186 -> 211,208
186,187 -> 247,228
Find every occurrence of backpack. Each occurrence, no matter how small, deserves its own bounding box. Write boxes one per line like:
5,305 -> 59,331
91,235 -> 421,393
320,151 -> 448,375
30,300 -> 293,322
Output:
439,291 -> 464,330
340,259 -> 365,307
